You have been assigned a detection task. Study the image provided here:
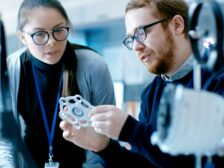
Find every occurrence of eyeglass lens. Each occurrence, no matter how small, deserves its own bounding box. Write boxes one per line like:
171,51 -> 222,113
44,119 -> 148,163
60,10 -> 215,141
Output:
123,28 -> 146,50
32,27 -> 69,45
123,19 -> 166,50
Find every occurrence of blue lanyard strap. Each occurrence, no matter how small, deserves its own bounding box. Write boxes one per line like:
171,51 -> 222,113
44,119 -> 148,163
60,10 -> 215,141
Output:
32,63 -> 62,156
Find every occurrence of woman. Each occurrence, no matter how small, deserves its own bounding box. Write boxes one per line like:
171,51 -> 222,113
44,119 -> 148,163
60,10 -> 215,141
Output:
7,0 -> 115,167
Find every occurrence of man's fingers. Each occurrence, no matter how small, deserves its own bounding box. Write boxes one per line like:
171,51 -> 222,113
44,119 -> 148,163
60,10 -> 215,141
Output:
90,112 -> 109,122
89,105 -> 114,116
94,127 -> 104,134
92,120 -> 107,129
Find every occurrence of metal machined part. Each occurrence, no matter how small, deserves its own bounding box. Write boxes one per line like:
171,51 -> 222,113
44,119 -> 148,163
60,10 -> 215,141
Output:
59,95 -> 93,129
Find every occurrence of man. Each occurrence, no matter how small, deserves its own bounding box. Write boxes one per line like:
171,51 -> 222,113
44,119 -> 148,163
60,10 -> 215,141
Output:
60,0 -> 224,167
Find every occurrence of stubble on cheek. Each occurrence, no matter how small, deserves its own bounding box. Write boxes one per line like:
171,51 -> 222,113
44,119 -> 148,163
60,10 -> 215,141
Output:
148,30 -> 175,75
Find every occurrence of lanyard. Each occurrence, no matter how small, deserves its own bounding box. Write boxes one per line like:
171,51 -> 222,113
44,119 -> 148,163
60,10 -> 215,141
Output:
32,63 -> 62,158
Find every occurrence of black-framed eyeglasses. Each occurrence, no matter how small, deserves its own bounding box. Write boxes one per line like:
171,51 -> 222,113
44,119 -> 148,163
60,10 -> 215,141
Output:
123,19 -> 167,50
23,26 -> 69,45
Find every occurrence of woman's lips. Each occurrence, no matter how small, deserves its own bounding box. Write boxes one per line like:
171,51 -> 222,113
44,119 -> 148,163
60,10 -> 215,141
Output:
46,50 -> 59,57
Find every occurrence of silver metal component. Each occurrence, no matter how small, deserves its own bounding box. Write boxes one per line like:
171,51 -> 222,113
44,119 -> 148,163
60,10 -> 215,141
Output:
151,85 -> 224,156
59,95 -> 93,129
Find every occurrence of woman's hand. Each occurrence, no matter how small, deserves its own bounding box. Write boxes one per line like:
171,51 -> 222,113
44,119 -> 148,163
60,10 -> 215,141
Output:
59,120 -> 110,152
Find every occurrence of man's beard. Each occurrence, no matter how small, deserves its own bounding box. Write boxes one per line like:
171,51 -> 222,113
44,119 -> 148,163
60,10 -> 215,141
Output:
148,29 -> 175,75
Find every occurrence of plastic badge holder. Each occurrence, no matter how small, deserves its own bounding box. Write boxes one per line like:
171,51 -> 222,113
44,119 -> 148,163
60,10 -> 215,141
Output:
59,95 -> 93,129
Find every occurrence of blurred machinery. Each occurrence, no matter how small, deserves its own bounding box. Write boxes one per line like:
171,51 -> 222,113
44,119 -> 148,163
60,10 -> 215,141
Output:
151,0 -> 224,167
0,18 -> 37,167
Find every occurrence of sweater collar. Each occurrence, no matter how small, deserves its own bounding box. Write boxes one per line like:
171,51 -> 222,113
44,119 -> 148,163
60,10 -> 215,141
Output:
161,55 -> 194,82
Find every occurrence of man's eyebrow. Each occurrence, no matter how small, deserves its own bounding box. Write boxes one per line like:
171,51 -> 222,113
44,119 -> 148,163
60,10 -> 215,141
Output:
126,27 -> 139,37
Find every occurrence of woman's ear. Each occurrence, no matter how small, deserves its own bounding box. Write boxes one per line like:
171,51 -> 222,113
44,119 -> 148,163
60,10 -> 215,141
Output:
17,31 -> 27,46
170,15 -> 185,35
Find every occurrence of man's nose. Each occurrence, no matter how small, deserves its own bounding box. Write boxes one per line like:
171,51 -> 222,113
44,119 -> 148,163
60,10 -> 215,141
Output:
133,39 -> 144,51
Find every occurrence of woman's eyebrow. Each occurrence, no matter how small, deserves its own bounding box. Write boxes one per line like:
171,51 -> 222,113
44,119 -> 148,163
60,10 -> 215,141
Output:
53,22 -> 68,29
31,23 -> 67,31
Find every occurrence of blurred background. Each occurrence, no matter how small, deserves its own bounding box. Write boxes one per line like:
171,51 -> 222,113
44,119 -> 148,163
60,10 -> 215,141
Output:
0,0 -> 204,119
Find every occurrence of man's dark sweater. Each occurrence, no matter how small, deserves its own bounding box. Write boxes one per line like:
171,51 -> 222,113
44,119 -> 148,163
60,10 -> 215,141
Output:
97,69 -> 224,168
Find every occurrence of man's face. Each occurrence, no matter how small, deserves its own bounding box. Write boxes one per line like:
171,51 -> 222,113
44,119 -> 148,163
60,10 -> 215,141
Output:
125,7 -> 176,75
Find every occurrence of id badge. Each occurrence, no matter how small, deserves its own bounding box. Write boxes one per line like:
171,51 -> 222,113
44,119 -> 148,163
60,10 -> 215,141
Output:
44,162 -> 59,168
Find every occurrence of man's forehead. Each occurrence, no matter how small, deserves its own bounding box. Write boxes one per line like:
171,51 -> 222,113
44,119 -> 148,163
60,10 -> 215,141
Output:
125,8 -> 156,35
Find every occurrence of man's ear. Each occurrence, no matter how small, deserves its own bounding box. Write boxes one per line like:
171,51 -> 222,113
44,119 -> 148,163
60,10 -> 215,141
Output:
170,15 -> 185,35
17,31 -> 27,46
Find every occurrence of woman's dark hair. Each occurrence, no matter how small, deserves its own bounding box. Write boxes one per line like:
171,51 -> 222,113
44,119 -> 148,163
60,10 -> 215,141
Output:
62,43 -> 97,96
17,0 -> 70,31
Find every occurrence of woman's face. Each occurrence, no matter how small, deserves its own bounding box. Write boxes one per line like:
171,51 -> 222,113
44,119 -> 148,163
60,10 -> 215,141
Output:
19,7 -> 68,65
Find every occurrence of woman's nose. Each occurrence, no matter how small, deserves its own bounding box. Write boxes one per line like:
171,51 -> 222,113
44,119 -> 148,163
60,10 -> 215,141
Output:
47,33 -> 57,46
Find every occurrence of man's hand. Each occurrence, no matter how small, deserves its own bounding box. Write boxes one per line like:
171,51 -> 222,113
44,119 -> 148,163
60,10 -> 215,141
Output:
59,120 -> 110,152
90,105 -> 128,140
